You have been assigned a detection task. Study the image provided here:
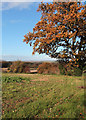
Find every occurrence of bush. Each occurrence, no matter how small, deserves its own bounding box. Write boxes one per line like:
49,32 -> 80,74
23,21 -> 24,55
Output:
8,61 -> 30,73
1,61 -> 12,68
65,65 -> 82,76
24,66 -> 30,73
59,63 -> 66,75
58,60 -> 83,76
24,62 -> 42,68
73,67 -> 82,76
37,62 -> 60,74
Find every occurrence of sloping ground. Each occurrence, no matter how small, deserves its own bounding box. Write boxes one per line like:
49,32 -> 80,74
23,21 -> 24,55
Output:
2,73 -> 85,119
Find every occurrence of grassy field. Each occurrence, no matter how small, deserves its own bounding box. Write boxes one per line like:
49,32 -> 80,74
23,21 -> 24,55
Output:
1,73 -> 86,119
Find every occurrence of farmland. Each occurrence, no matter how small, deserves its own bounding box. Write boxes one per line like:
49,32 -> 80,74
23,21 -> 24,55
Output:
1,73 -> 86,119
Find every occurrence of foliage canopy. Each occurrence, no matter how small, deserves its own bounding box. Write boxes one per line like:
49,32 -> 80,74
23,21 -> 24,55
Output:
23,2 -> 86,69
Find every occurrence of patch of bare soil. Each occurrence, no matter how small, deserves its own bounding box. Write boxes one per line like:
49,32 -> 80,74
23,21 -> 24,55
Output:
0,68 -> 8,72
30,69 -> 37,73
31,77 -> 49,81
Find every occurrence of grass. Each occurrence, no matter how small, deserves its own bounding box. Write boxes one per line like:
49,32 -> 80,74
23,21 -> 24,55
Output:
1,73 -> 85,119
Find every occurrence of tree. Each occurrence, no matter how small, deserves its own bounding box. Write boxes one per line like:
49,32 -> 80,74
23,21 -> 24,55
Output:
23,1 -> 86,71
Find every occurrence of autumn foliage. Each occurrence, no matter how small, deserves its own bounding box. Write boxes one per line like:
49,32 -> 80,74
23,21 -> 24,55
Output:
37,62 -> 60,74
23,2 -> 86,72
8,61 -> 30,73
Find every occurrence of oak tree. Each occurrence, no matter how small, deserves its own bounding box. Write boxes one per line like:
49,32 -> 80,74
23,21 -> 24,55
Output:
23,1 -> 86,71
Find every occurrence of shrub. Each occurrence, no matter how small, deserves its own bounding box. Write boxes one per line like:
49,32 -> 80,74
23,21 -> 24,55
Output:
24,66 -> 30,73
65,65 -> 82,76
59,63 -> 66,75
8,61 -> 30,73
37,62 -> 60,74
24,62 -> 42,68
73,67 -> 82,76
1,61 -> 12,68
58,60 -> 83,76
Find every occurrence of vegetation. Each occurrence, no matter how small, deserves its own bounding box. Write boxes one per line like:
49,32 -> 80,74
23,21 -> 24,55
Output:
59,60 -> 83,76
1,61 -> 42,69
1,61 -> 12,68
7,61 -> 30,73
2,76 -> 30,83
23,1 -> 86,75
2,73 -> 85,119
1,60 -> 85,76
37,62 -> 60,74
